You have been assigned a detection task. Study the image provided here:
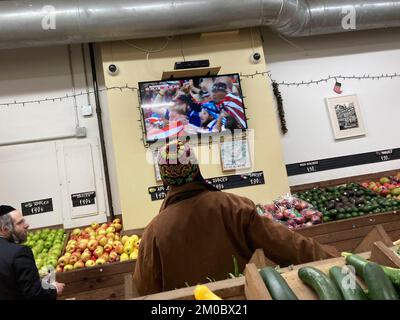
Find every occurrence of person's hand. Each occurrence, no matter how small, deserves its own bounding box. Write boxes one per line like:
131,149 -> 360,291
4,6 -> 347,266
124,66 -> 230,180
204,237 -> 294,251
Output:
55,282 -> 65,296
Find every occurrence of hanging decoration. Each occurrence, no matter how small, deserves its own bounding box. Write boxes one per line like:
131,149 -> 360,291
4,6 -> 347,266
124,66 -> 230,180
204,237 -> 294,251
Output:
272,81 -> 288,134
333,80 -> 343,94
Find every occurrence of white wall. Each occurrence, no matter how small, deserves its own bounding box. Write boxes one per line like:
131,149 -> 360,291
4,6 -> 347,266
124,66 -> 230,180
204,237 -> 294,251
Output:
262,28 -> 400,186
0,45 -> 113,228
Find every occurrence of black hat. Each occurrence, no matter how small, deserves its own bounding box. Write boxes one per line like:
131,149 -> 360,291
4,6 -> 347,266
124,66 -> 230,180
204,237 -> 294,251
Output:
0,205 -> 16,217
212,82 -> 228,93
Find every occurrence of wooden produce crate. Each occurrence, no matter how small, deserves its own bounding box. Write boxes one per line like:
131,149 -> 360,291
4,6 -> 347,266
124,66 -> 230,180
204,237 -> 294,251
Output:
275,243 -> 400,300
134,244 -> 399,301
290,169 -> 400,193
295,212 -> 400,252
290,169 -> 400,252
56,260 -> 137,300
133,263 -> 270,300
55,227 -> 142,300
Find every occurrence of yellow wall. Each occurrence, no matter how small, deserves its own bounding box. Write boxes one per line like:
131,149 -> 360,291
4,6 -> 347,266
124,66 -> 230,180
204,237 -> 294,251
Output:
100,29 -> 290,230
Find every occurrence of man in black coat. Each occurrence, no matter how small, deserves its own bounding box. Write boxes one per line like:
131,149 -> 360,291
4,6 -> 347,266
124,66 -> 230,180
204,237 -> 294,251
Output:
0,205 -> 65,300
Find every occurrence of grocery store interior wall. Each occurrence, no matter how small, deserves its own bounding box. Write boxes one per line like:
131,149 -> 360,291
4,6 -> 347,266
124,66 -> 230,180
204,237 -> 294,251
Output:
0,45 -> 117,228
262,28 -> 400,187
100,29 -> 290,230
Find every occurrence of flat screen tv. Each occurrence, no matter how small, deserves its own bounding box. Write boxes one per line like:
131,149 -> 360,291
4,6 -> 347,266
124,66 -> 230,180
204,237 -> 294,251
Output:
138,73 -> 248,143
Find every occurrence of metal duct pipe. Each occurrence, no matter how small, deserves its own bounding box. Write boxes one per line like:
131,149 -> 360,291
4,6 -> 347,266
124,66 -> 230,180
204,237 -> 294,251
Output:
274,0 -> 400,37
0,0 -> 283,49
0,0 -> 400,49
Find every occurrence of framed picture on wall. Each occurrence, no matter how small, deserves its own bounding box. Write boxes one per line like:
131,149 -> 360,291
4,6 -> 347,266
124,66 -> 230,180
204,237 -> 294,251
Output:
326,95 -> 366,140
220,138 -> 251,171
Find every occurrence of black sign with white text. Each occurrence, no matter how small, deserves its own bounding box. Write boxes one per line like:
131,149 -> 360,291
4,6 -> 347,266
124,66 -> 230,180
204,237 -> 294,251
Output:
71,191 -> 96,207
286,148 -> 400,176
148,171 -> 265,201
21,198 -> 53,216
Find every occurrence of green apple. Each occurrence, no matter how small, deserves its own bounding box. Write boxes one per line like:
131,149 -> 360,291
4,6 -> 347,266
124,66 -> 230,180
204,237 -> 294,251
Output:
35,259 -> 43,269
32,234 -> 40,242
44,241 -> 53,249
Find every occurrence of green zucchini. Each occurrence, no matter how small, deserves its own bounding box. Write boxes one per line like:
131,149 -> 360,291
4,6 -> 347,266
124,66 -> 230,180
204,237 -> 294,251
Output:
329,266 -> 367,300
298,267 -> 342,300
259,267 -> 298,300
344,253 -> 368,278
343,252 -> 400,289
363,262 -> 399,300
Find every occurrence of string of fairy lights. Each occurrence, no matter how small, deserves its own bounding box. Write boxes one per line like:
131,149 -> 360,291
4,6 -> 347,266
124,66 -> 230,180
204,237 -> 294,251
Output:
0,70 -> 400,107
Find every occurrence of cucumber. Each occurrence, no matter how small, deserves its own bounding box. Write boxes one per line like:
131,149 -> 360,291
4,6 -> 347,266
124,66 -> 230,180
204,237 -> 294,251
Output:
329,266 -> 367,300
259,267 -> 298,300
344,253 -> 400,289
344,253 -> 368,278
363,263 -> 399,300
298,267 -> 342,300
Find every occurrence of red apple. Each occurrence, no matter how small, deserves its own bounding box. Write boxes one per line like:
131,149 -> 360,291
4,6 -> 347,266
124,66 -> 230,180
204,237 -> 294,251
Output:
84,227 -> 94,234
104,243 -> 113,253
74,260 -> 85,269
106,226 -> 115,234
97,235 -> 108,247
100,253 -> 109,262
109,251 -> 118,263
91,222 -> 100,230
113,223 -> 122,232
72,251 -> 81,259
94,246 -> 104,258
63,264 -> 74,272
87,239 -> 98,251
85,260 -> 96,267
71,228 -> 81,237
113,242 -> 124,255
56,265 -> 63,273
106,233 -> 115,240
100,223 -> 108,230
66,244 -> 77,253
112,218 -> 121,224
80,232 -> 90,239
81,251 -> 92,262
57,256 -> 69,267
69,255 -> 79,265
78,239 -> 89,251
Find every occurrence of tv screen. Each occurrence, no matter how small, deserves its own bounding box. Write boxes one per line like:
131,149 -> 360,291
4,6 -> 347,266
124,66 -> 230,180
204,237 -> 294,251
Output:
139,73 -> 247,143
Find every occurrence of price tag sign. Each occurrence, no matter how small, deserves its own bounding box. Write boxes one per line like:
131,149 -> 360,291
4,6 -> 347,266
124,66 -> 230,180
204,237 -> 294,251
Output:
299,161 -> 319,173
21,198 -> 53,216
71,191 -> 96,207
376,149 -> 393,162
286,147 -> 400,176
148,171 -> 265,201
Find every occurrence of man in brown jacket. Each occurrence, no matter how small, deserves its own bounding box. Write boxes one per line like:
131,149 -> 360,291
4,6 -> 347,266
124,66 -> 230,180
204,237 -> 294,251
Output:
134,141 -> 339,295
